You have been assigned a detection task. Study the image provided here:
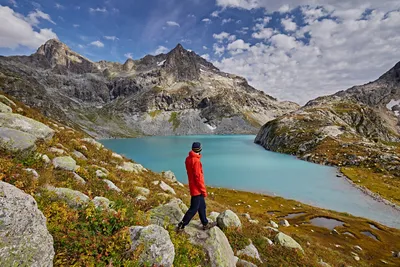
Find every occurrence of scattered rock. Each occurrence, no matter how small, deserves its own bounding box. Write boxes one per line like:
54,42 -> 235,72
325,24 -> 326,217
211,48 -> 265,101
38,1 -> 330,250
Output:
135,186 -> 150,196
81,138 -> 104,149
380,259 -> 388,265
176,181 -> 184,187
0,113 -> 54,141
353,255 -> 360,261
270,220 -> 279,228
249,219 -> 259,224
279,219 -> 290,227
48,147 -> 65,155
111,152 -> 123,159
47,186 -> 90,208
41,154 -> 51,164
0,95 -> 16,107
274,232 -> 304,252
152,180 -> 160,185
0,102 -> 12,113
96,169 -> 108,178
217,210 -> 242,229
208,211 -> 220,222
242,213 -> 251,220
73,172 -> 86,184
150,198 -> 188,226
392,251 -> 400,258
354,245 -> 363,251
264,226 -> 279,233
103,179 -> 121,192
237,241 -> 262,263
92,196 -> 113,211
129,224 -> 175,267
237,259 -> 258,267
72,150 -> 87,160
262,237 -> 274,246
0,127 -> 37,156
331,229 -> 340,235
117,162 -> 146,173
163,170 -> 177,182
135,195 -> 147,201
0,181 -> 54,267
159,181 -> 176,195
318,259 -> 332,267
52,156 -> 78,171
24,168 -> 39,178
185,220 -> 236,267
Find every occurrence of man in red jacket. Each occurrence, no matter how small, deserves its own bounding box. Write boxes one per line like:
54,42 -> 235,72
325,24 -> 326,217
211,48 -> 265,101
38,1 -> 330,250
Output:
177,142 -> 216,231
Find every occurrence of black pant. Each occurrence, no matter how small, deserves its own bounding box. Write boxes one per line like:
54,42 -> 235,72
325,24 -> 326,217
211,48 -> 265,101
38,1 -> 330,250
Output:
181,195 -> 208,226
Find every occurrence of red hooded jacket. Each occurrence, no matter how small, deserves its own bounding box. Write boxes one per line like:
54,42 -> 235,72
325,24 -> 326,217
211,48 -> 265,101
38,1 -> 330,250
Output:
185,150 -> 207,197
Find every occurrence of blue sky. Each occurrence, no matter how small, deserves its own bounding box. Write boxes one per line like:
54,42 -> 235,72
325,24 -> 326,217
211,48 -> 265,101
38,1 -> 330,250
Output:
1,0 -> 400,104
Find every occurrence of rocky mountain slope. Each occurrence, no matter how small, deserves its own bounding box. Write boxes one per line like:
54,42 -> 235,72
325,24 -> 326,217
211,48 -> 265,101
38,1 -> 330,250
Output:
0,39 -> 298,138
1,92 -> 400,266
255,61 -> 400,206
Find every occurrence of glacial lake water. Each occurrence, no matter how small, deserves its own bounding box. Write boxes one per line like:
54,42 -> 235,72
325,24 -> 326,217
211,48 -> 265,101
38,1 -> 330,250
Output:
101,135 -> 400,229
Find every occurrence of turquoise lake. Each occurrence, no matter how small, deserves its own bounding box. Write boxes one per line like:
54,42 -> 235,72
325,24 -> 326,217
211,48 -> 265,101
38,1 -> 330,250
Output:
101,135 -> 400,229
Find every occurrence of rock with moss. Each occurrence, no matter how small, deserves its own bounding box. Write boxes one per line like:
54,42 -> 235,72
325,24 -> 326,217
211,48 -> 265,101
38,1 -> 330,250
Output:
0,102 -> 12,113
52,156 -> 78,171
0,181 -> 54,267
48,147 -> 65,155
217,210 -> 242,229
111,152 -> 123,159
96,169 -> 108,178
237,241 -> 262,263
0,127 -> 37,156
117,162 -> 146,173
0,113 -> 54,141
159,181 -> 176,195
92,196 -> 114,211
237,259 -> 258,267
274,232 -> 303,252
73,172 -> 86,184
47,186 -> 90,208
103,179 -> 121,192
135,186 -> 150,196
150,198 -> 188,226
129,224 -> 175,267
209,211 -> 220,222
163,170 -> 177,182
185,220 -> 236,267
72,150 -> 87,160
81,138 -> 104,149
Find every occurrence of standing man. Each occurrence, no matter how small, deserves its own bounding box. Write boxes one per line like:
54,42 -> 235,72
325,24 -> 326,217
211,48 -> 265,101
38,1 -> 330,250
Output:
177,142 -> 216,231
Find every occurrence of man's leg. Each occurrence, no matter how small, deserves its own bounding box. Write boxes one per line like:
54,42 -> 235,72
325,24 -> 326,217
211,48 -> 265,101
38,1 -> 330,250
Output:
198,195 -> 209,226
179,195 -> 201,228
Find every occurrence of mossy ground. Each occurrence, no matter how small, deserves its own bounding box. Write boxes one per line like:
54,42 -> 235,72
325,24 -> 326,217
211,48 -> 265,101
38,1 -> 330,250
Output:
1,92 -> 400,266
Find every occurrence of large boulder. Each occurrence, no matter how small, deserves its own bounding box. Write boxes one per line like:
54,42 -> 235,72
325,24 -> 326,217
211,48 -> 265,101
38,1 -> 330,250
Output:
237,241 -> 262,263
163,170 -> 177,182
0,127 -> 37,155
0,113 -> 54,141
0,181 -> 54,267
150,198 -> 188,226
217,210 -> 242,229
0,102 -> 12,113
47,187 -> 90,208
185,221 -> 236,267
129,224 -> 175,267
117,162 -> 146,173
159,181 -> 176,195
52,156 -> 78,171
274,232 -> 304,252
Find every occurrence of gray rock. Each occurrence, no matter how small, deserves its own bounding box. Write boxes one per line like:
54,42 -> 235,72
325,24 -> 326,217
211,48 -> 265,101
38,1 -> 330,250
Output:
270,220 -> 279,228
0,113 -> 54,141
392,251 -> 400,258
117,162 -> 146,173
0,181 -> 54,267
237,242 -> 262,263
52,156 -> 78,171
262,237 -> 274,246
163,170 -> 177,182
185,220 -> 236,267
135,186 -> 150,196
217,210 -> 242,229
249,219 -> 259,224
0,127 -> 37,155
274,232 -> 303,252
81,138 -> 104,149
0,102 -> 12,113
41,154 -> 51,164
136,195 -> 147,201
150,198 -> 188,226
159,181 -> 176,195
111,152 -> 123,159
264,226 -> 279,233
0,95 -> 16,107
237,259 -> 258,267
92,196 -> 114,210
318,259 -> 332,267
47,186 -> 90,208
209,211 -> 220,222
279,219 -> 290,227
354,245 -> 363,251
24,168 -> 39,179
103,179 -> 121,192
48,147 -> 65,155
73,172 -> 86,184
72,150 -> 87,160
129,224 -> 175,267
96,169 -> 108,178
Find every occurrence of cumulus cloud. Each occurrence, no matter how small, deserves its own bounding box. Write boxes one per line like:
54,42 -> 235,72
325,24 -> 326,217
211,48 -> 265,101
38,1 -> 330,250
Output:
222,18 -> 234,25
201,54 -> 210,61
252,27 -> 273,39
154,45 -> 169,54
124,52 -> 133,58
89,40 -> 104,47
214,6 -> 400,105
203,45 -> 208,49
9,0 -> 17,7
213,31 -> 236,42
0,6 -> 57,49
213,43 -> 225,56
89,7 -> 107,13
104,35 -> 118,41
281,17 -> 297,31
202,18 -> 212,24
166,21 -> 180,27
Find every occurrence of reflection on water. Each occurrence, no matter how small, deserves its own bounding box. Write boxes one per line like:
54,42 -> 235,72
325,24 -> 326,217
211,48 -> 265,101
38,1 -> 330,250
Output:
310,217 -> 344,230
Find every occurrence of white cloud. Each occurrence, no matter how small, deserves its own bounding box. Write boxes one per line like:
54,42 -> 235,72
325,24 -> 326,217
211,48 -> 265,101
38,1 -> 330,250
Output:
201,54 -> 210,61
187,14 -> 196,18
89,7 -> 107,13
252,27 -> 273,39
104,35 -> 118,41
278,4 -> 291,13
55,3 -> 64,9
213,43 -> 225,56
154,45 -> 169,54
203,45 -> 208,50
214,7 -> 400,105
211,10 -> 221,17
27,9 -> 56,26
227,39 -> 251,54
124,52 -> 133,58
166,21 -> 180,27
89,40 -> 104,47
222,18 -> 233,25
73,24 -> 79,28
213,31 -> 236,42
9,0 -> 17,7
281,17 -> 297,31
0,6 -> 57,49
202,18 -> 212,24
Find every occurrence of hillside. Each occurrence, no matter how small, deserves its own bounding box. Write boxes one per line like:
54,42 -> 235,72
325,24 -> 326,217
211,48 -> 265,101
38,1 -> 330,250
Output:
255,61 -> 400,207
1,92 -> 400,266
0,39 -> 298,138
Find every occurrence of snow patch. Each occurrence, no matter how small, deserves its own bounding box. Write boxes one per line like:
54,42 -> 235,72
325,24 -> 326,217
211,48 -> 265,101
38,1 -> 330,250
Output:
157,60 -> 166,66
206,124 -> 217,130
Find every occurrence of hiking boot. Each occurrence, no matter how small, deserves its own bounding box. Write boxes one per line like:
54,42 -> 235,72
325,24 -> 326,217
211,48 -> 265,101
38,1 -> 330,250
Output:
176,222 -> 185,233
203,222 -> 217,230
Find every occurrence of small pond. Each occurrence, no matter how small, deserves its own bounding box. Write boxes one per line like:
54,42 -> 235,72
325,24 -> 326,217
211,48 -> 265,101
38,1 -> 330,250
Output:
284,212 -> 307,219
361,231 -> 379,241
310,217 -> 344,230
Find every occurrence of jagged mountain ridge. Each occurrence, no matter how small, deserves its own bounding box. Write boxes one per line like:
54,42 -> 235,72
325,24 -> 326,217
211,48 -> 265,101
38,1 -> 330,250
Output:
0,39 -> 298,137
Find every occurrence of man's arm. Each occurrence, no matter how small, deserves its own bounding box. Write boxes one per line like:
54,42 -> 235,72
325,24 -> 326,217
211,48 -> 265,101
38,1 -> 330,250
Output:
193,161 -> 207,197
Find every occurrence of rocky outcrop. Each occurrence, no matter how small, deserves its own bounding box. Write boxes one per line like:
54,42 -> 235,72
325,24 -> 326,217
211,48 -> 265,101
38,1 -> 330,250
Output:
52,156 -> 78,171
117,162 -> 146,173
129,224 -> 175,267
0,127 -> 37,155
92,196 -> 113,211
47,186 -> 90,208
237,241 -> 262,263
150,198 -> 188,226
103,179 -> 121,192
274,232 -> 304,252
0,102 -> 12,113
217,210 -> 242,229
0,181 -> 54,267
0,39 -> 298,138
